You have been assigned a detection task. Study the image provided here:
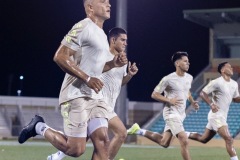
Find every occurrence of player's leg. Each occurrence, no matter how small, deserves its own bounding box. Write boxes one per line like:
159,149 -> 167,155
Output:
158,130 -> 173,148
188,128 -> 216,143
89,118 -> 110,160
165,118 -> 191,160
177,131 -> 191,160
18,114 -> 86,158
143,130 -> 164,146
47,98 -> 111,160
108,116 -> 127,160
44,130 -> 86,157
46,119 -> 110,160
46,133 -> 89,160
47,117 -> 109,160
127,123 -> 172,148
89,99 -> 113,160
218,126 -> 239,160
44,98 -> 93,157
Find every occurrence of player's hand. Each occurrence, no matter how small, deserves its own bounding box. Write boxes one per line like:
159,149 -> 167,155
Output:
210,103 -> 219,113
86,77 -> 103,94
191,101 -> 199,111
128,61 -> 138,76
169,98 -> 183,106
113,52 -> 128,67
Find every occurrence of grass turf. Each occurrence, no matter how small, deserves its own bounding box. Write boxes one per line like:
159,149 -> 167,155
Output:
0,141 -> 239,160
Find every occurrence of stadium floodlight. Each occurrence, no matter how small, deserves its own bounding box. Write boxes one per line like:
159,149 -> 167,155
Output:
17,90 -> 22,96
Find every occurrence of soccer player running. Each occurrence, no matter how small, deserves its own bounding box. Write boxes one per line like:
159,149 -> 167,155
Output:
128,52 -> 199,160
18,0 -> 128,160
104,27 -> 138,160
188,62 -> 240,160
47,27 -> 138,160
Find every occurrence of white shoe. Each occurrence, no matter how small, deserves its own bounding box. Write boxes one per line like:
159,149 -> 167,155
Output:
47,155 -> 52,160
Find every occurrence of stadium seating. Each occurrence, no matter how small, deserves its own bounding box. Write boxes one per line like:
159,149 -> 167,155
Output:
0,96 -> 64,138
0,109 -> 11,137
20,105 -> 63,132
0,105 -> 19,137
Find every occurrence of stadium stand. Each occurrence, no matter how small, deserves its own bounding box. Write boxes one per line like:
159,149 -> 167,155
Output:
0,96 -> 62,138
0,108 -> 11,137
148,101 -> 240,139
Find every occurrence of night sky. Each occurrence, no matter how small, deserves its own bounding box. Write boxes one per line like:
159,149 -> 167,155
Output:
1,0 -> 240,101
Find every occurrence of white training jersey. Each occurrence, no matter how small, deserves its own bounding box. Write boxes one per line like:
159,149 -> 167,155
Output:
154,72 -> 193,121
202,76 -> 239,120
99,53 -> 127,110
59,18 -> 110,104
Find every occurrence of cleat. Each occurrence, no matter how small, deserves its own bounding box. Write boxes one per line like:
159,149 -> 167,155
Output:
47,155 -> 52,160
47,151 -> 65,160
18,115 -> 44,144
127,123 -> 140,134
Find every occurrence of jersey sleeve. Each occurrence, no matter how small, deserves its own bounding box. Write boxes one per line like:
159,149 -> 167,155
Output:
202,80 -> 216,94
154,76 -> 168,94
61,20 -> 88,51
233,82 -> 240,98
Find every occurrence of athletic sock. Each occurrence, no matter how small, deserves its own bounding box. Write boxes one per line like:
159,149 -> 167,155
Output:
185,131 -> 197,138
230,156 -> 238,160
137,129 -> 146,136
35,122 -> 49,136
51,151 -> 66,160
185,131 -> 191,138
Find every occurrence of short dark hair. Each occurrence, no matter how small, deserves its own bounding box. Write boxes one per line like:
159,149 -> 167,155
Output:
108,27 -> 127,40
217,62 -> 228,74
171,51 -> 188,64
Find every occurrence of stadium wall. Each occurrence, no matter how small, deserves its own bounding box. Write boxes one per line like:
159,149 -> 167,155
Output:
137,136 -> 240,148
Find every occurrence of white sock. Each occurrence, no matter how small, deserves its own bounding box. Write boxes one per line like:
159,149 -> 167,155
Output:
35,122 -> 49,136
51,151 -> 66,160
185,131 -> 197,138
185,131 -> 191,138
136,129 -> 146,136
230,156 -> 238,160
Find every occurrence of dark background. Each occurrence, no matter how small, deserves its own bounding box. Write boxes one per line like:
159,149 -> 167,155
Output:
1,0 -> 240,101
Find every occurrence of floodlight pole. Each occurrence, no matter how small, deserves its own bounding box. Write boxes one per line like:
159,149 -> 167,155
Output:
115,0 -> 128,125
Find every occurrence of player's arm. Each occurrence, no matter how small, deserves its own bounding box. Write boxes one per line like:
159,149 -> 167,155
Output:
233,97 -> 240,103
232,85 -> 240,103
233,96 -> 240,103
151,91 -> 182,106
122,61 -> 138,86
200,91 -> 218,113
151,91 -> 170,103
151,77 -> 183,106
103,52 -> 128,72
151,78 -> 169,103
188,91 -> 199,111
54,45 -> 89,81
53,45 -> 102,93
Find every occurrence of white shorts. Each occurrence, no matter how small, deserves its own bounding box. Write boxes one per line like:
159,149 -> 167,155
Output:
164,118 -> 184,136
206,115 -> 227,132
108,110 -> 117,121
61,97 -> 111,137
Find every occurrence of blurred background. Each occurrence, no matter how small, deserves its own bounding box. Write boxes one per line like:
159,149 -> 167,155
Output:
1,0 -> 240,147
0,0 -> 239,100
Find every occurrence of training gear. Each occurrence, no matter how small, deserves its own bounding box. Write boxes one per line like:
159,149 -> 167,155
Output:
18,115 -> 44,144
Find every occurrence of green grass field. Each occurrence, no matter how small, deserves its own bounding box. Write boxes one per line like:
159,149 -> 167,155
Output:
0,141 -> 239,160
